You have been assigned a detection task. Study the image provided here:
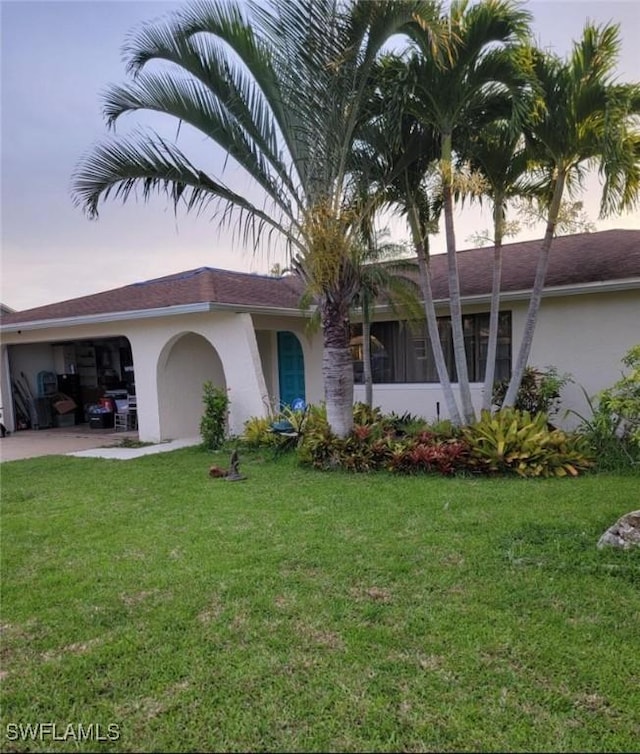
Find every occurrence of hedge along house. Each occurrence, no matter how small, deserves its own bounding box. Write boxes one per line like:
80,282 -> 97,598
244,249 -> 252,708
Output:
0,229 -> 638,441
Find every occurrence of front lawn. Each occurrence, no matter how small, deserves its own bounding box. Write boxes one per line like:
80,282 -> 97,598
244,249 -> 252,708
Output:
1,449 -> 639,752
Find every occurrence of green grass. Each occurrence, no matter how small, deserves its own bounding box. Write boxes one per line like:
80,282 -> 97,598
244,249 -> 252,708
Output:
1,448 -> 639,752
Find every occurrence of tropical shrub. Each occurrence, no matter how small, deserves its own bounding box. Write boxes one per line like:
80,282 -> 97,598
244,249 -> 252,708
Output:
571,345 -> 640,470
242,415 -> 280,448
385,437 -> 470,476
600,344 -> 640,450
572,397 -> 638,471
200,382 -> 229,450
385,410 -> 429,437
493,365 -> 572,417
296,421 -> 345,470
248,403 -> 596,478
352,402 -> 385,427
423,419 -> 461,439
242,402 -> 329,450
352,404 -> 432,437
462,408 -> 593,477
298,414 -> 470,476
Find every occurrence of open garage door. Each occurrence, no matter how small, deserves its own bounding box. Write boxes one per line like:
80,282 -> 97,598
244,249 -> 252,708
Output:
6,336 -> 134,432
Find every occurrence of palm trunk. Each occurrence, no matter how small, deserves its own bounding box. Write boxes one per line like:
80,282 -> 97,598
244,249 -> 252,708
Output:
503,169 -> 567,408
407,200 -> 463,426
481,199 -> 505,412
362,293 -> 373,408
441,134 -> 475,424
321,294 -> 354,437
362,320 -> 373,408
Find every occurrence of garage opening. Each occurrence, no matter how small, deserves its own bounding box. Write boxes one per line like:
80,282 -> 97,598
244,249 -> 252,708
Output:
7,336 -> 134,431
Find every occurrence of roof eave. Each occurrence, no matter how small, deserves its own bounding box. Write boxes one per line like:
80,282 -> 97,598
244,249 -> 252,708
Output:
453,277 -> 640,307
360,277 -> 640,317
2,277 -> 636,333
0,300 -> 311,333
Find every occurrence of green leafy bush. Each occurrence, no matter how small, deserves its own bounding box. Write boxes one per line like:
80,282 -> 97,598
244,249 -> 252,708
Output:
200,382 -> 229,450
385,410 -> 429,436
247,403 -> 596,479
600,344 -> 640,451
298,425 -> 470,475
352,402 -> 385,426
242,403 -> 329,451
493,365 -> 572,417
571,345 -> 640,470
423,419 -> 460,439
242,415 -> 280,448
297,407 -> 387,470
462,409 -> 593,477
296,420 -> 343,469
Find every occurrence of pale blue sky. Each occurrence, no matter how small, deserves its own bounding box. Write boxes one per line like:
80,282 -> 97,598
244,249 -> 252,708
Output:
1,0 -> 639,311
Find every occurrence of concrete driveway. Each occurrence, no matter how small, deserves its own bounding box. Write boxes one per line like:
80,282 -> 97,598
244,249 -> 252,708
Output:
0,426 -> 137,462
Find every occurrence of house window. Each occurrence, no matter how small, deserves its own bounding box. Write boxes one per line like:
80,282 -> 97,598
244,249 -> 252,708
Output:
413,337 -> 427,361
351,312 -> 511,384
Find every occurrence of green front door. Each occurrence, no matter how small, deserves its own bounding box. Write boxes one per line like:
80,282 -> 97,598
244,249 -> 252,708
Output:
277,331 -> 305,408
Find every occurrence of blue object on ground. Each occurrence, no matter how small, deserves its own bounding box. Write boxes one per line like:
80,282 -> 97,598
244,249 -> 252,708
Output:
270,420 -> 295,433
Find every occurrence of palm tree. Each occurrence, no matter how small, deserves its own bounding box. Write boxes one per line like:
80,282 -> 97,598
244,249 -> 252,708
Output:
350,231 -> 423,408
398,0 -> 533,424
70,0 -> 445,438
502,23 -> 640,407
356,57 -> 464,424
463,119 -> 541,411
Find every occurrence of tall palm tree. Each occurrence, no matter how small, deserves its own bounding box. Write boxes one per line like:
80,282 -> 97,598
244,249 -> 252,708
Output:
70,0 -> 445,438
399,0 -> 533,424
357,57 -> 464,424
502,23 -> 640,407
350,231 -> 423,408
463,118 -> 542,411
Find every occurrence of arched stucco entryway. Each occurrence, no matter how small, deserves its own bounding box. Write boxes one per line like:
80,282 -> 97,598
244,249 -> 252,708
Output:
157,332 -> 225,440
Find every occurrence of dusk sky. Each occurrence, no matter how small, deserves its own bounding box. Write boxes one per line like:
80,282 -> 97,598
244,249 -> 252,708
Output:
1,0 -> 639,312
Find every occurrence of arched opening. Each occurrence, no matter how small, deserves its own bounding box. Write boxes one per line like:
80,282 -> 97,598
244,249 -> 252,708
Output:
157,332 -> 225,440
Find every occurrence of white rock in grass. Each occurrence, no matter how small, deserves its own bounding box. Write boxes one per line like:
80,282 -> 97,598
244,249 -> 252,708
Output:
597,510 -> 640,550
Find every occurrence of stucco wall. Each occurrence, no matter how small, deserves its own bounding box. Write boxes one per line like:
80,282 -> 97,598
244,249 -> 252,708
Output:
255,330 -> 276,406
353,382 -> 486,424
520,289 -> 640,428
157,332 -> 226,440
123,311 -> 269,441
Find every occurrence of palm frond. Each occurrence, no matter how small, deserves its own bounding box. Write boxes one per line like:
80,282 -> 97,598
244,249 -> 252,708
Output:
523,23 -> 640,216
103,74 -> 295,219
119,5 -> 303,211
70,129 -> 299,254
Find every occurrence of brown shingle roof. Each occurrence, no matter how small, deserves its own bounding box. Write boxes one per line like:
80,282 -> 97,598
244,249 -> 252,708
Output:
443,228 -> 640,298
2,229 -> 638,326
1,267 -> 306,325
